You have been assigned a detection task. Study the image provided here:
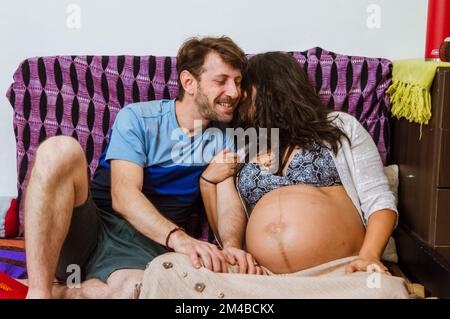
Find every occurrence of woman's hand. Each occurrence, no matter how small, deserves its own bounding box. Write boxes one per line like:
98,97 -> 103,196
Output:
201,148 -> 237,184
345,256 -> 391,275
221,247 -> 268,276
346,210 -> 396,276
169,229 -> 230,273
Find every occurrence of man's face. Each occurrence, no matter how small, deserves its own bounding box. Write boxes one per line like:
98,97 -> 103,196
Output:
194,52 -> 242,123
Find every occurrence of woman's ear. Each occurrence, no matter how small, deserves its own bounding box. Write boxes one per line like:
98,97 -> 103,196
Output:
179,70 -> 197,96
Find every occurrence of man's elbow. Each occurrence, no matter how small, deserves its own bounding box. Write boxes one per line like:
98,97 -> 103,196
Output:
111,187 -> 128,214
111,193 -> 122,213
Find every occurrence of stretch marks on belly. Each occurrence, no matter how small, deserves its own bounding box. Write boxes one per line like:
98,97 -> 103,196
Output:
264,191 -> 294,273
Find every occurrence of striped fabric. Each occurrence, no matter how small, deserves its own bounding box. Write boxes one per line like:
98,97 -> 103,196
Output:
0,239 -> 26,279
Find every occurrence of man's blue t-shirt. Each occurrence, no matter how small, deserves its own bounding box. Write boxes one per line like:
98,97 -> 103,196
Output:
90,99 -> 234,225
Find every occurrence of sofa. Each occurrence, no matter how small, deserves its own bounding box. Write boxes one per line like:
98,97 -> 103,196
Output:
2,47 -> 401,291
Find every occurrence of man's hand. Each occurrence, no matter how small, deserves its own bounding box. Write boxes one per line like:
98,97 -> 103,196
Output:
345,256 -> 390,275
222,247 -> 268,275
168,229 -> 229,273
201,148 -> 237,184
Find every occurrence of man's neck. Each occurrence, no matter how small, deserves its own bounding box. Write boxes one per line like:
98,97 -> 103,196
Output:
174,98 -> 211,135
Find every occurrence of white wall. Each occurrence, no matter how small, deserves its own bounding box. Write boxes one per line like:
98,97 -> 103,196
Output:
0,0 -> 428,196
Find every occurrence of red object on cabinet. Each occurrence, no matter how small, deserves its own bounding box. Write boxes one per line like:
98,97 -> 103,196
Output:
425,0 -> 450,60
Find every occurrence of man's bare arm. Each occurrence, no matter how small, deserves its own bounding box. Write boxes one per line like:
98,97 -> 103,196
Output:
199,148 -> 237,244
111,160 -> 177,244
110,159 -> 227,272
215,176 -> 266,275
200,179 -> 221,243
216,176 -> 247,249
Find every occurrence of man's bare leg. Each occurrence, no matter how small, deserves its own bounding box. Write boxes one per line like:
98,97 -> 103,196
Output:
18,276 -> 110,299
51,269 -> 144,299
25,136 -> 90,299
51,278 -> 108,299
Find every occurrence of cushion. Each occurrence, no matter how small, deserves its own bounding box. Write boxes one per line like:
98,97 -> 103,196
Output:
0,271 -> 28,298
5,48 -> 393,237
381,164 -> 399,263
384,164 -> 399,205
0,197 -> 19,238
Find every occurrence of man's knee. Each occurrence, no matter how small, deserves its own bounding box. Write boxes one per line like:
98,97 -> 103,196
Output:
33,136 -> 86,177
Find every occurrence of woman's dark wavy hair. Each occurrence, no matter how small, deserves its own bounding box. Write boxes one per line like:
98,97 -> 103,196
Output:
236,52 -> 350,175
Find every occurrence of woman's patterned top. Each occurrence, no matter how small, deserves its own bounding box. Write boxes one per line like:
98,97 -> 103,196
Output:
237,144 -> 342,209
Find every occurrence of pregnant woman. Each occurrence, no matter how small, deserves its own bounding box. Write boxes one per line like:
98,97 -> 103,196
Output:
200,52 -> 398,275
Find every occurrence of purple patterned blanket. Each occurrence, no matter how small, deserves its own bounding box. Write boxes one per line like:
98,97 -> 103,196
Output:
5,47 -> 393,240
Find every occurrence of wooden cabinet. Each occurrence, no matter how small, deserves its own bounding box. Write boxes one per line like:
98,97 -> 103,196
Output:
392,67 -> 450,255
391,67 -> 450,297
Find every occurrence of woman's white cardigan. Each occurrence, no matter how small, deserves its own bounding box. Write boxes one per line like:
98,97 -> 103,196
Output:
329,111 -> 398,227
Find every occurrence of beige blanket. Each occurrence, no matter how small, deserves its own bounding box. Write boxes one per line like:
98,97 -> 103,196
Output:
139,253 -> 412,299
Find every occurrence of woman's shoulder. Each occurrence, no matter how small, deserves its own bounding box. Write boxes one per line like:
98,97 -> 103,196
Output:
327,111 -> 358,123
328,111 -> 364,132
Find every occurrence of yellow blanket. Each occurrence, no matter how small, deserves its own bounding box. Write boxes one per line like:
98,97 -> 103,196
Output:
387,59 -> 450,125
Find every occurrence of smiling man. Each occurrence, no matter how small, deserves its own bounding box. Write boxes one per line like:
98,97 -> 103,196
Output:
24,36 -> 257,299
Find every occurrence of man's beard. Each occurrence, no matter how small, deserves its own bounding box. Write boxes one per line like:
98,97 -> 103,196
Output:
195,84 -> 235,123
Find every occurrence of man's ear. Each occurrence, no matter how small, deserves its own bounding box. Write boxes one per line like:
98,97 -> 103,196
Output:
179,70 -> 197,96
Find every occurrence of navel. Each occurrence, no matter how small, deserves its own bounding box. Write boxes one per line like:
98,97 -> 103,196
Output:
265,192 -> 294,273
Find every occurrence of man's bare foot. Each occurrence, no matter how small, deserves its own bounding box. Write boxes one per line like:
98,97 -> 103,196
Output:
51,283 -> 71,299
26,282 -> 72,299
26,289 -> 52,299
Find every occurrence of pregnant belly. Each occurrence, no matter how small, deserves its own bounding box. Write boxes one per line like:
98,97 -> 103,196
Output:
245,185 -> 365,274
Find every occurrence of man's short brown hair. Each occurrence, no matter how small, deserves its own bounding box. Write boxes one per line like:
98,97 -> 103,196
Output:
176,36 -> 247,100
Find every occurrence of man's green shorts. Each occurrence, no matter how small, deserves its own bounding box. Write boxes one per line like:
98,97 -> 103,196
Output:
55,194 -> 168,283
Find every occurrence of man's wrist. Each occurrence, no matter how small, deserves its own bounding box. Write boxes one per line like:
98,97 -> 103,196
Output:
165,227 -> 185,250
167,227 -> 187,250
222,240 -> 242,249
